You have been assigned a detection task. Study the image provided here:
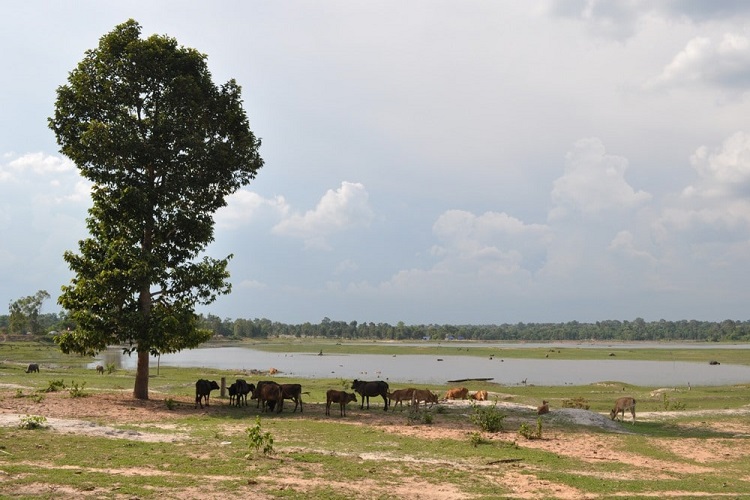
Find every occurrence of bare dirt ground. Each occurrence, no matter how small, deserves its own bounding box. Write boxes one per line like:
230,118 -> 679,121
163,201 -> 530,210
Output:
1,389 -> 750,499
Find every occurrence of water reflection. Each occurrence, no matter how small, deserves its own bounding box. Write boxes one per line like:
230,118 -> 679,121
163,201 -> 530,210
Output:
94,346 -> 750,386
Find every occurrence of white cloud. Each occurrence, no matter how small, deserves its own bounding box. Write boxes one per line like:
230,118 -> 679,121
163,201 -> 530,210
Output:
272,181 -> 374,248
215,190 -> 289,229
549,138 -> 651,221
648,34 -> 750,90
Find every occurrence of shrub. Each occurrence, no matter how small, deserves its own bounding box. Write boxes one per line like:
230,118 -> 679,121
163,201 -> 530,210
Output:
469,431 -> 485,447
44,379 -> 66,393
69,381 -> 87,398
165,398 -> 177,410
469,401 -> 506,433
561,397 -> 590,410
19,414 -> 47,430
518,418 -> 543,440
106,363 -> 116,374
661,393 -> 686,411
246,416 -> 274,457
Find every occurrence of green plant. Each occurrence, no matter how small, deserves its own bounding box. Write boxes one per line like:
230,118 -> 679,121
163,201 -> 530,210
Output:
14,389 -> 24,398
44,379 -> 66,393
69,381 -> 87,398
31,393 -> 45,403
246,416 -> 274,457
561,397 -> 590,410
106,363 -> 116,374
661,393 -> 686,411
519,418 -> 543,440
469,402 -> 506,433
422,412 -> 434,425
18,414 -> 47,430
165,398 -> 177,410
469,431 -> 485,447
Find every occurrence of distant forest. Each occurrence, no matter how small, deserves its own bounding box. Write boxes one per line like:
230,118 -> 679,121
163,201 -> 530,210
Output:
2,313 -> 749,342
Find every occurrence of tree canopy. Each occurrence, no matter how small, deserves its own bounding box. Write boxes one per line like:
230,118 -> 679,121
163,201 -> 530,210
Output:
8,290 -> 50,335
49,19 -> 263,399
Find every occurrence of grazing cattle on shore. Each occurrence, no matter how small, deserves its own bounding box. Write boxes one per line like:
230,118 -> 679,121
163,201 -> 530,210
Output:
326,390 -> 357,417
25,363 -> 39,373
235,379 -> 254,407
610,397 -> 636,424
253,381 -> 277,408
258,382 -> 283,413
445,387 -> 468,400
228,382 -> 238,406
537,400 -> 550,415
470,390 -> 488,401
280,383 -> 303,413
95,365 -> 104,375
351,379 -> 389,411
194,379 -> 220,409
388,388 -> 415,409
411,389 -> 439,409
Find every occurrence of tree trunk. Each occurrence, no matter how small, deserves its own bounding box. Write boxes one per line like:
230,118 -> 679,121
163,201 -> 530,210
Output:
133,350 -> 150,400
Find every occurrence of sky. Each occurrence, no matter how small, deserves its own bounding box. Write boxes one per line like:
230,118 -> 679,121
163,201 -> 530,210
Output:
3,1 -> 750,326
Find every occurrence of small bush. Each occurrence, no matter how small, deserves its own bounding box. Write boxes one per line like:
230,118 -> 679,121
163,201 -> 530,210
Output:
19,414 -> 47,430
106,363 -> 116,374
31,393 -> 45,403
69,381 -> 87,398
14,389 -> 24,398
469,432 -> 485,447
246,416 -> 274,457
44,379 -> 66,393
470,402 -> 506,433
661,393 -> 686,411
561,397 -> 590,410
165,398 -> 177,410
518,418 -> 543,440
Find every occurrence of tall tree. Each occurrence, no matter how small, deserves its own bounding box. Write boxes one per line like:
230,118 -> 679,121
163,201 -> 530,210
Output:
8,290 -> 51,335
49,20 -> 263,399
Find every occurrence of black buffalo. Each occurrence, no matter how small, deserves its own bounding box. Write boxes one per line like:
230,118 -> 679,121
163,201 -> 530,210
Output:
25,363 -> 39,373
351,379 -> 389,411
228,382 -> 238,406
235,379 -> 255,407
195,379 -> 220,408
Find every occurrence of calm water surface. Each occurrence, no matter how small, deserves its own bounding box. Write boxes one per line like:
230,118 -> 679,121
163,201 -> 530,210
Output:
98,345 -> 750,386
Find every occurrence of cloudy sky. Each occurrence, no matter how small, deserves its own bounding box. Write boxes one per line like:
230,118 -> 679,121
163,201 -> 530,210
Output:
3,1 -> 750,325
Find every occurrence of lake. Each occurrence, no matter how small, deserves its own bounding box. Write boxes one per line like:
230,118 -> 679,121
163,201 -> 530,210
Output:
96,345 -> 750,386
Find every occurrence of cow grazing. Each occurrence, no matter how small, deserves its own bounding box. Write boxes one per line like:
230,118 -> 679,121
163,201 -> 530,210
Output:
228,382 -> 238,406
195,379 -> 220,408
351,379 -> 390,411
537,400 -> 550,415
95,365 -> 104,375
388,388 -> 415,409
258,382 -> 283,414
411,389 -> 439,410
235,379 -> 254,407
280,383 -> 303,413
326,390 -> 357,417
25,363 -> 39,373
470,390 -> 488,401
445,387 -> 468,400
610,397 -> 636,424
253,381 -> 277,408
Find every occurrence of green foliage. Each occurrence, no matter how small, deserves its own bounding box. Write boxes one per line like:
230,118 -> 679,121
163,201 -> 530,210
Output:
468,431 -> 485,447
18,414 -> 47,430
165,398 -> 177,410
48,19 -> 263,399
106,363 -> 116,374
44,379 -> 66,393
68,381 -> 87,398
519,418 -> 544,440
14,389 -> 24,398
246,416 -> 274,457
469,402 -> 506,433
561,397 -> 590,410
8,290 -> 50,335
661,392 -> 687,411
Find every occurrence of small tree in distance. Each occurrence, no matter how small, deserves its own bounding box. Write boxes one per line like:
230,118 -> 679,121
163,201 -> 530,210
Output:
49,19 -> 264,399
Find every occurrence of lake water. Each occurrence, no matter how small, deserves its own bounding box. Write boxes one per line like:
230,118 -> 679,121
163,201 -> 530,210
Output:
96,345 -> 750,386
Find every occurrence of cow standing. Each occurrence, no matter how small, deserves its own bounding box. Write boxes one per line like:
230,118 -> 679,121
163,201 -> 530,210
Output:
258,382 -> 283,414
194,379 -> 220,408
235,379 -> 254,407
280,383 -> 303,413
351,379 -> 389,411
326,390 -> 357,417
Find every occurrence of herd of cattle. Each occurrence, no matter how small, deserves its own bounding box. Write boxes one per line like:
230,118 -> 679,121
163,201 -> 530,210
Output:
193,377 -> 495,417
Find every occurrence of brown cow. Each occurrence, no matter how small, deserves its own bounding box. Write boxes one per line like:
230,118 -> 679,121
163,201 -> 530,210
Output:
470,390 -> 488,401
387,388 -> 415,409
280,383 -> 303,413
445,387 -> 468,400
95,365 -> 104,375
537,400 -> 550,415
411,389 -> 439,409
326,390 -> 357,417
258,382 -> 284,414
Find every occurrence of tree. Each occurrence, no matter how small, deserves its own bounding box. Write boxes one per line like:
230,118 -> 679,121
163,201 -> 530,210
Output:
8,290 -> 51,335
48,20 -> 263,399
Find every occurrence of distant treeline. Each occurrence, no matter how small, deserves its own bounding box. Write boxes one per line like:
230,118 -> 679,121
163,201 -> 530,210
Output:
2,313 -> 749,342
196,315 -> 750,342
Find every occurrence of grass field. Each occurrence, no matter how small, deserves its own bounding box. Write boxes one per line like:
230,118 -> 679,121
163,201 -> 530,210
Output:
1,340 -> 749,499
